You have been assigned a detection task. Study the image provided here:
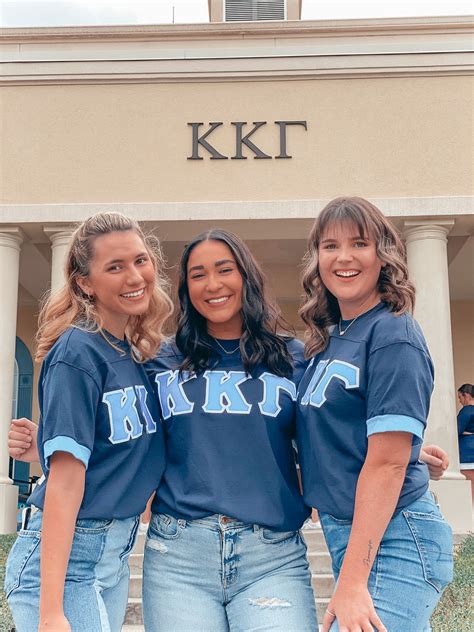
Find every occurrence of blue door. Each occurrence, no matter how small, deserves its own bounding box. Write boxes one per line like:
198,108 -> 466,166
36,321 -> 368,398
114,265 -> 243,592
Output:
9,337 -> 33,498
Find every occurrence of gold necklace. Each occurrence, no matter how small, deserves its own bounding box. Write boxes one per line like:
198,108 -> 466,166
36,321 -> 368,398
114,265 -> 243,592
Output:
212,337 -> 240,355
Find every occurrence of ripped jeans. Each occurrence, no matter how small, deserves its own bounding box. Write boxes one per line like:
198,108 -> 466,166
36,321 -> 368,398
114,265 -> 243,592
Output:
143,513 -> 317,632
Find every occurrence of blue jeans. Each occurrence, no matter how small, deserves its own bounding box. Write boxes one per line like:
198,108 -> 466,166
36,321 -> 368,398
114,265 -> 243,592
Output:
143,513 -> 317,631
5,510 -> 140,632
319,490 -> 453,632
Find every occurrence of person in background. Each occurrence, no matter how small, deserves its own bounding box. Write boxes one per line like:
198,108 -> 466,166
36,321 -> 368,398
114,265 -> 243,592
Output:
5,213 -> 172,632
297,197 -> 453,632
457,383 -> 474,501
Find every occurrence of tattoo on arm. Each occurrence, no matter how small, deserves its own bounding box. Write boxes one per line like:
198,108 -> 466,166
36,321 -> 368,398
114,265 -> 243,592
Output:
363,540 -> 373,567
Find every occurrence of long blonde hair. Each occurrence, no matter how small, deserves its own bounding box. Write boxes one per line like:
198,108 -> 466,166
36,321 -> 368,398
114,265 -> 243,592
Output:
300,197 -> 415,357
36,212 -> 173,362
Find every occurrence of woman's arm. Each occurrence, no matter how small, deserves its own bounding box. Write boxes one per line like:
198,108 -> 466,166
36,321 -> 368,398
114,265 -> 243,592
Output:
8,418 -> 39,463
39,452 -> 85,632
322,431 -> 412,632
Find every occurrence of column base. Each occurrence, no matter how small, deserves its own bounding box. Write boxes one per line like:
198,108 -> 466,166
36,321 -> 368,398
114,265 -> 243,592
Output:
0,482 -> 19,534
430,479 -> 472,533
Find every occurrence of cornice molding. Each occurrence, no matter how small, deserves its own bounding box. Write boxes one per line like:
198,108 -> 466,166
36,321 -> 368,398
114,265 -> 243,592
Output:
1,51 -> 472,85
1,197 -> 473,224
1,16 -> 473,43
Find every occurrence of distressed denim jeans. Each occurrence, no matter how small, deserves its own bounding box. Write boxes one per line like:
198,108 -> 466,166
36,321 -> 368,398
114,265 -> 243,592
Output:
5,510 -> 140,632
143,513 -> 317,631
319,490 -> 453,632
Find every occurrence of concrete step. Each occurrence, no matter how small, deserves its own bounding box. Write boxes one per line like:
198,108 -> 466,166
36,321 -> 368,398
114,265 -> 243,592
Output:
125,599 -> 143,626
133,533 -> 146,554
311,572 -> 335,598
301,529 -> 328,551
308,550 -> 332,573
129,552 -> 143,574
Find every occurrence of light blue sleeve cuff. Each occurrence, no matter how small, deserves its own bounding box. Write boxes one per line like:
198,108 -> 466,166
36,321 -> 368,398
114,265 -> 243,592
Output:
366,414 -> 425,439
43,436 -> 91,470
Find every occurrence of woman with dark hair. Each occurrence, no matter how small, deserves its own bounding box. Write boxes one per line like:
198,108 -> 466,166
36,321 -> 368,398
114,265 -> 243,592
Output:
142,229 -> 318,631
297,197 -> 453,632
457,383 -> 474,500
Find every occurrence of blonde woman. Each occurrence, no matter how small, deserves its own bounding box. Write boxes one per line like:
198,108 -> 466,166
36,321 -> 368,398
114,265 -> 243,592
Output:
5,213 -> 172,632
297,197 -> 453,632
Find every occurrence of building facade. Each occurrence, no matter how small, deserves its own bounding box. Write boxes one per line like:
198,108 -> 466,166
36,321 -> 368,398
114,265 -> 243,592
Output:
0,10 -> 473,532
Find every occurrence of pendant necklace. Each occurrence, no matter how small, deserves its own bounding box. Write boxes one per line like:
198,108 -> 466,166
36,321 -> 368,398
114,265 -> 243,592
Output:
212,337 -> 240,355
338,314 -> 361,336
338,296 -> 375,336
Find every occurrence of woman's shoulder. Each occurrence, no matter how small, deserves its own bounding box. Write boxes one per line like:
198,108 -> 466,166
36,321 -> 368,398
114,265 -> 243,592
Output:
281,336 -> 308,368
45,327 -> 122,375
369,306 -> 429,354
145,336 -> 184,372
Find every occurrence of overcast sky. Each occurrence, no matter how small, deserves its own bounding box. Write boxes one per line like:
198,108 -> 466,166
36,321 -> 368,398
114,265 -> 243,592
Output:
1,0 -> 472,28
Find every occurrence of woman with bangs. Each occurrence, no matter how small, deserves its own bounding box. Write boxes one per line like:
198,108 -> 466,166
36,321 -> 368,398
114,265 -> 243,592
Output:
5,213 -> 173,632
296,197 -> 453,632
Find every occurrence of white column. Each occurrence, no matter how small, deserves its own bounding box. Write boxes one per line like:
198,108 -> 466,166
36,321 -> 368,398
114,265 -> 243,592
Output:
44,226 -> 75,292
0,228 -> 22,534
404,220 -> 472,531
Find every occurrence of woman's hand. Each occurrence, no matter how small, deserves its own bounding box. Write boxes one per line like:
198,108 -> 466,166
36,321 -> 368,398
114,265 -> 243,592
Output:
420,444 -> 449,480
8,418 -> 39,463
38,613 -> 71,631
322,583 -> 387,632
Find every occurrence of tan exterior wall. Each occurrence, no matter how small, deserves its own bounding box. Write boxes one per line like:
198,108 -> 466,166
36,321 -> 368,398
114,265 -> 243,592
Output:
2,75 -> 473,205
451,300 -> 474,404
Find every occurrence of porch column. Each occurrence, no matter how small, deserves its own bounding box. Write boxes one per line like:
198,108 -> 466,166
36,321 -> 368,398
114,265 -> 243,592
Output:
44,226 -> 75,292
0,228 -> 23,533
404,219 -> 471,531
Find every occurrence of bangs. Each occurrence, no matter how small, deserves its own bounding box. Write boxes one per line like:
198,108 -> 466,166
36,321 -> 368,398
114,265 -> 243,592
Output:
318,208 -> 370,244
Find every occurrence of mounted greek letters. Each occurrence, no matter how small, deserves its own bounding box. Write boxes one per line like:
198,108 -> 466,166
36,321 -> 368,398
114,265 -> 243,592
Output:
187,120 -> 307,160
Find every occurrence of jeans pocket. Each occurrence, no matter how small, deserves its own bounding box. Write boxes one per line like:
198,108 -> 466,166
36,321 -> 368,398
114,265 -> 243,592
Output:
74,518 -> 113,534
403,510 -> 453,592
5,532 -> 41,598
148,513 -> 183,541
258,527 -> 298,544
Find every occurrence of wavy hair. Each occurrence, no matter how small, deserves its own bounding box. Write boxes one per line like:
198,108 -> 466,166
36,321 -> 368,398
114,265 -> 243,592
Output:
36,212 -> 173,362
300,197 -> 415,357
176,229 -> 294,377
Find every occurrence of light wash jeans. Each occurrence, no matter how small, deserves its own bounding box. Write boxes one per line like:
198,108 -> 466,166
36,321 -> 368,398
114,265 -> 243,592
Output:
5,510 -> 140,632
319,490 -> 453,632
143,513 -> 317,631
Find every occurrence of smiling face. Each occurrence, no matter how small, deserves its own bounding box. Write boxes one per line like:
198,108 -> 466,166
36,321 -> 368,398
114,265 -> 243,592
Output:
186,239 -> 243,339
318,221 -> 384,320
77,230 -> 155,339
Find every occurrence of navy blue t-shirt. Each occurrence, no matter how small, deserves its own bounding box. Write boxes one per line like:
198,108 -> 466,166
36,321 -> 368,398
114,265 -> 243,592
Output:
145,337 -> 311,530
29,327 -> 166,519
296,303 -> 433,520
458,405 -> 474,464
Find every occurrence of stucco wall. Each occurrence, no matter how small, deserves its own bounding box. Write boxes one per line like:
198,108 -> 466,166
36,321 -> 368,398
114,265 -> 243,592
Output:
2,75 -> 473,205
